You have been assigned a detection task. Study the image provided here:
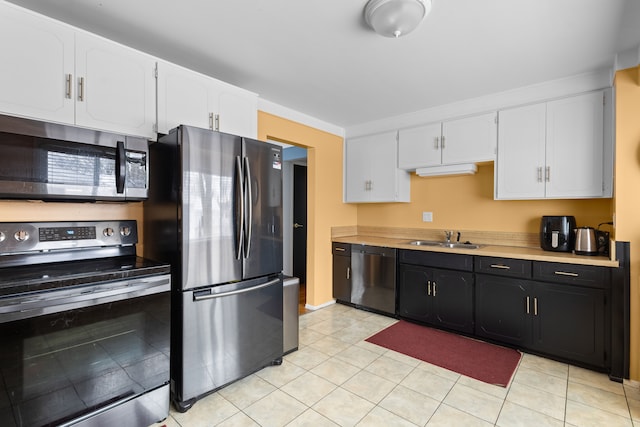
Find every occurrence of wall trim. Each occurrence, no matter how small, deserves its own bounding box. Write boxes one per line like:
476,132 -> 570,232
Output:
305,299 -> 336,311
258,98 -> 345,138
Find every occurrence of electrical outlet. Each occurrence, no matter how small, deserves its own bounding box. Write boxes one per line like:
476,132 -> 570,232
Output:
422,212 -> 433,222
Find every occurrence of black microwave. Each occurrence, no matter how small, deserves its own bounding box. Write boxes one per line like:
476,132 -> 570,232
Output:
0,114 -> 148,201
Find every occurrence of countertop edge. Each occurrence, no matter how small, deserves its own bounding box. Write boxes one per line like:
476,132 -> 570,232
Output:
332,235 -> 619,268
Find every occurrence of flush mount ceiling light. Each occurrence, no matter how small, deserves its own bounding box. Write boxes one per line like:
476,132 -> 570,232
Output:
364,0 -> 431,38
416,163 -> 477,177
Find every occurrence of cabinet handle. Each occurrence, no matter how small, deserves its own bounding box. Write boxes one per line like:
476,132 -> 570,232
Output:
209,113 -> 214,130
545,166 -> 550,182
335,247 -> 346,252
434,137 -> 439,149
427,280 -> 431,296
432,281 -> 437,296
554,271 -> 579,277
346,267 -> 350,280
534,297 -> 538,316
537,167 -> 543,183
65,74 -> 72,99
215,113 -> 220,131
490,264 -> 511,270
78,76 -> 85,101
441,135 -> 445,149
526,296 -> 530,314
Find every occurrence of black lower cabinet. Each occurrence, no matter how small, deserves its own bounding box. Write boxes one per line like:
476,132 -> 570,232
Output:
332,243 -> 351,303
476,273 -> 606,368
399,264 -> 474,334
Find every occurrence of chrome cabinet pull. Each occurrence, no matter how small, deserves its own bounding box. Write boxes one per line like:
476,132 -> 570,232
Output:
534,297 -> 538,316
441,135 -> 445,149
432,281 -> 437,296
65,74 -> 72,99
490,264 -> 510,270
427,280 -> 431,296
434,137 -> 439,149
537,167 -> 543,183
554,271 -> 579,277
214,113 -> 220,131
545,166 -> 550,182
209,113 -> 214,130
526,296 -> 530,314
335,247 -> 346,252
346,267 -> 350,280
78,76 -> 85,101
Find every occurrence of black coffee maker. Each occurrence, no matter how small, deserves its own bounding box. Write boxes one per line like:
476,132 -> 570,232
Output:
540,216 -> 577,252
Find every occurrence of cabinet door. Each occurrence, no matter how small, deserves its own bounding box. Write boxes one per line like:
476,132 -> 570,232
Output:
157,61 -> 217,134
398,123 -> 442,169
0,3 -> 74,124
475,274 -> 530,346
532,282 -> 606,367
345,132 -> 409,203
545,91 -> 604,198
344,135 -> 373,202
75,32 -> 156,138
216,83 -> 258,139
398,264 -> 432,323
332,254 -> 352,303
495,103 -> 546,199
431,269 -> 474,334
442,112 -> 497,164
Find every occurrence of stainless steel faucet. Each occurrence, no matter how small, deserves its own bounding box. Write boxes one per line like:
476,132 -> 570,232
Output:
444,230 -> 453,243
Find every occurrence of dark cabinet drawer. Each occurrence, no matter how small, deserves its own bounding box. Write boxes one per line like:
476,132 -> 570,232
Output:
475,256 -> 532,278
533,262 -> 610,289
399,249 -> 473,271
332,242 -> 351,256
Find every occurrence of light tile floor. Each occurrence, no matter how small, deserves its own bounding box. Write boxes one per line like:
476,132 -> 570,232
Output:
152,303 -> 640,427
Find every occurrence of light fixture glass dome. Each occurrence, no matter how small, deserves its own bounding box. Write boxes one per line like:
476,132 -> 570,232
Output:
364,0 -> 431,38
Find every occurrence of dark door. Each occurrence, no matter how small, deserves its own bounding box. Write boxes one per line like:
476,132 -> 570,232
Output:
532,282 -> 606,367
398,264 -> 433,323
293,164 -> 307,283
475,274 -> 530,346
431,268 -> 475,333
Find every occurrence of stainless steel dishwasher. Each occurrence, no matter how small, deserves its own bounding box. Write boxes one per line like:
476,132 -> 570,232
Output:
351,245 -> 397,315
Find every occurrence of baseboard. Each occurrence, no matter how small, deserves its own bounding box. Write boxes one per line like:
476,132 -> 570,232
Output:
305,299 -> 336,311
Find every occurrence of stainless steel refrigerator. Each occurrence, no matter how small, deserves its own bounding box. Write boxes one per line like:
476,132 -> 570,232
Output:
144,125 -> 283,412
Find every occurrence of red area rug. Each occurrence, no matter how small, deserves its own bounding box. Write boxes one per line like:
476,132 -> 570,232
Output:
366,321 -> 521,387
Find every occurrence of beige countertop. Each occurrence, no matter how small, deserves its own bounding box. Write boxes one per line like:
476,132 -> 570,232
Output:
332,235 -> 619,268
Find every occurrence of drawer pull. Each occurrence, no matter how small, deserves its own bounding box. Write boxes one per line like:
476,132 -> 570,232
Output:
433,282 -> 437,296
526,296 -> 530,314
534,297 -> 538,316
490,264 -> 511,270
554,271 -> 579,277
335,247 -> 346,252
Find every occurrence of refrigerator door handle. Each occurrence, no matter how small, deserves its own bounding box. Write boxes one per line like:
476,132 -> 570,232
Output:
235,155 -> 244,260
193,278 -> 280,301
243,156 -> 253,258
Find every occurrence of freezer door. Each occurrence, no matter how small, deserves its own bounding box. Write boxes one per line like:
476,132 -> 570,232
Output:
176,276 -> 283,405
181,126 -> 243,290
242,138 -> 283,279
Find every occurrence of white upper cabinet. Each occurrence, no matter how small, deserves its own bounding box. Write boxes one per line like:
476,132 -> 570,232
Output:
495,90 -> 607,200
398,112 -> 497,170
75,32 -> 156,138
157,61 -> 257,138
345,131 -> 410,203
0,3 -> 156,138
0,3 -> 75,124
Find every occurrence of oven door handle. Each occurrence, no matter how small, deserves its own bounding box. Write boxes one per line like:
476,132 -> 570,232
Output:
0,274 -> 171,323
193,278 -> 280,301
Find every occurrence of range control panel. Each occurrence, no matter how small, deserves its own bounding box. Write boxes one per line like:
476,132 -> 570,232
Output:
0,220 -> 137,254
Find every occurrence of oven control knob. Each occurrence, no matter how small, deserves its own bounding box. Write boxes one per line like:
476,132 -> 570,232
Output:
14,230 -> 29,242
103,227 -> 114,237
120,226 -> 131,237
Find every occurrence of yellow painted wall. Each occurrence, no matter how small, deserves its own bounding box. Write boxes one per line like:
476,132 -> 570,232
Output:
614,66 -> 640,381
257,111 -> 356,306
357,164 -> 613,233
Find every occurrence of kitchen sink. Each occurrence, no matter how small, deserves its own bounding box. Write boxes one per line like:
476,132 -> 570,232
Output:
407,240 -> 482,249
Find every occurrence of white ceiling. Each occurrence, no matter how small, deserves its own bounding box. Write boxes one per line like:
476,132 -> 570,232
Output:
7,0 -> 640,130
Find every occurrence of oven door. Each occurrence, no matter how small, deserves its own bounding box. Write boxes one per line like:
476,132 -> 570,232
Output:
0,275 -> 170,427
